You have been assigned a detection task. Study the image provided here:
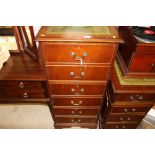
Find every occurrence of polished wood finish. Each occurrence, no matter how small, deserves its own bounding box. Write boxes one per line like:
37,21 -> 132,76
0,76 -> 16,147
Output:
0,50 -> 49,104
49,84 -> 105,95
0,53 -> 45,81
43,43 -> 116,64
37,26 -> 121,128
100,66 -> 155,129
118,26 -> 155,78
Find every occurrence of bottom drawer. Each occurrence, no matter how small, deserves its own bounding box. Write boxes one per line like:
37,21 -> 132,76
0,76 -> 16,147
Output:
104,123 -> 138,129
54,123 -> 97,129
55,117 -> 97,123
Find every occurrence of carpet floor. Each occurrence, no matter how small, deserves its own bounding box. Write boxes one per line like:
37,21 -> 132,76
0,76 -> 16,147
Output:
0,104 -> 154,129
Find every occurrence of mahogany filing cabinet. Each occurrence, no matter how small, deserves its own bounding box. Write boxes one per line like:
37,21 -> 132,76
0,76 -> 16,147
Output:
99,61 -> 155,129
36,26 -> 122,128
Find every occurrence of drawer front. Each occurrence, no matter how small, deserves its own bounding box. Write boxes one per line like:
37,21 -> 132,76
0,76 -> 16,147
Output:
0,81 -> 47,99
0,81 -> 44,90
52,97 -> 102,106
0,89 -> 46,99
130,54 -> 155,73
54,108 -> 99,116
55,123 -> 97,129
55,117 -> 97,123
107,114 -> 144,123
49,84 -> 105,95
111,105 -> 151,114
114,93 -> 155,102
43,44 -> 116,64
104,123 -> 137,129
46,65 -> 110,81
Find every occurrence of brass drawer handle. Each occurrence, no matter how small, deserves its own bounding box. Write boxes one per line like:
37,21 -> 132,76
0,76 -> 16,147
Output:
132,108 -> 136,112
122,125 -> 126,129
19,82 -> 24,88
78,119 -> 81,123
115,125 -> 119,129
124,108 -> 128,113
69,71 -> 85,78
78,110 -> 82,115
120,117 -> 131,121
130,95 -> 143,101
23,92 -> 28,98
151,63 -> 155,72
71,119 -> 74,123
120,117 -> 124,121
71,88 -> 75,93
70,51 -> 88,60
70,100 -> 83,106
71,110 -> 75,114
82,51 -> 88,59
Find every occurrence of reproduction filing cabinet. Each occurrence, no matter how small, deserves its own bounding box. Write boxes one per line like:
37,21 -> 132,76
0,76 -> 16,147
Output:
99,61 -> 155,129
36,26 -> 122,128
118,26 -> 155,78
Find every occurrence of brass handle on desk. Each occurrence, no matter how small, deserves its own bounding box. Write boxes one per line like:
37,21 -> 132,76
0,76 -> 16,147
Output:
19,82 -> 24,88
23,92 -> 28,98
71,119 -> 74,123
70,100 -> 83,106
130,95 -> 143,101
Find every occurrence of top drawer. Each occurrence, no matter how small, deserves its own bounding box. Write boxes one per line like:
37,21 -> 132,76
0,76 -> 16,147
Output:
43,43 -> 116,64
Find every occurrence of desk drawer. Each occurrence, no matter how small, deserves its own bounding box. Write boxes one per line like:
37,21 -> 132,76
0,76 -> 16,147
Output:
52,97 -> 102,106
46,65 -> 110,81
55,116 -> 97,123
0,81 -> 47,99
54,107 -> 99,116
50,84 -> 105,95
107,114 -> 144,123
43,44 -> 116,64
104,123 -> 137,129
113,93 -> 155,102
111,105 -> 151,114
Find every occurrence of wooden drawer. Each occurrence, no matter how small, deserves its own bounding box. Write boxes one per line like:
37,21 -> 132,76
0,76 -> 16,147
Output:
0,81 -> 44,90
54,107 -> 99,116
107,114 -> 144,123
49,84 -> 105,95
43,43 -> 116,64
111,105 -> 151,114
52,97 -> 102,106
46,65 -> 110,81
55,116 -> 97,123
113,93 -> 155,102
104,123 -> 137,129
54,123 -> 97,129
129,54 -> 155,73
0,81 -> 47,99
